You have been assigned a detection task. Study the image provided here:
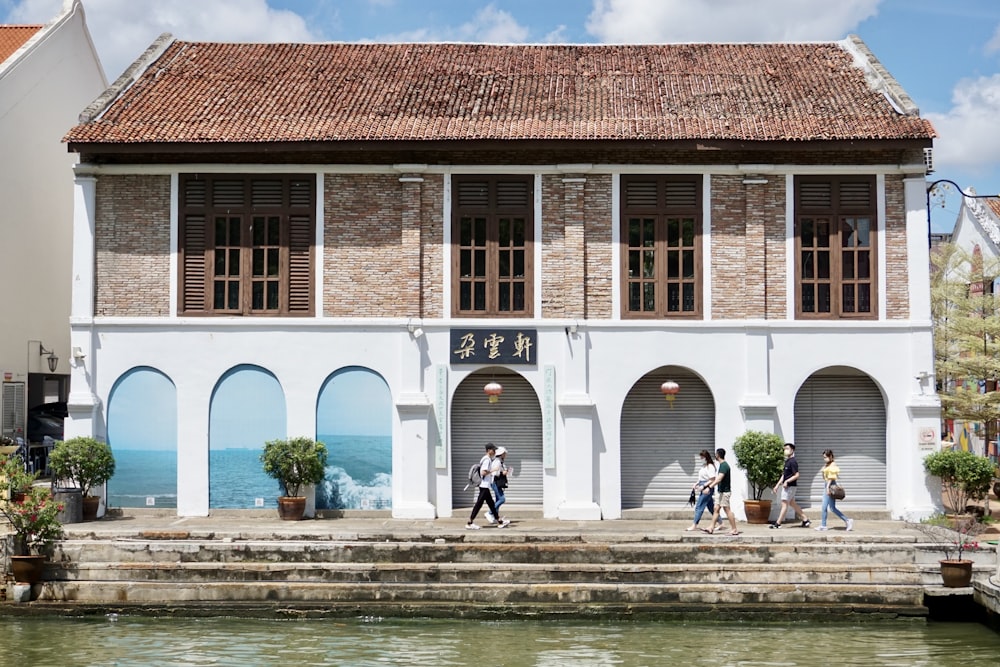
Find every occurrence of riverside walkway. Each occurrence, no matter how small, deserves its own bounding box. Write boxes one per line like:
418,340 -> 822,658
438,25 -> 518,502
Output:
4,509 -> 999,621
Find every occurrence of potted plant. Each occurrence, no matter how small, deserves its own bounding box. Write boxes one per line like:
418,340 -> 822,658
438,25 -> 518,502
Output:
0,455 -> 64,584
260,437 -> 328,521
732,430 -> 786,524
912,514 -> 985,587
47,436 -> 116,521
922,448 -> 995,520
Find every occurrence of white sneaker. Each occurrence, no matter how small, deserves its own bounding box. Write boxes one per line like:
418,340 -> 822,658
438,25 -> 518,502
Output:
815,526 -> 828,531
846,519 -> 854,532
465,522 -> 480,530
499,519 -> 511,528
485,511 -> 496,524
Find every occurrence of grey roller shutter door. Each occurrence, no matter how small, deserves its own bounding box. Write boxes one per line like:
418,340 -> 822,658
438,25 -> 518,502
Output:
451,369 -> 544,508
621,367 -> 715,509
794,374 -> 887,507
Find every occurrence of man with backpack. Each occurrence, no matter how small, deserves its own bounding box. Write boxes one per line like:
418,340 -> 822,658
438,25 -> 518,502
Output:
466,443 -> 509,529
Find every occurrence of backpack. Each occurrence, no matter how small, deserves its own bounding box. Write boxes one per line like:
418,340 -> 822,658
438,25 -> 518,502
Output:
464,462 -> 483,490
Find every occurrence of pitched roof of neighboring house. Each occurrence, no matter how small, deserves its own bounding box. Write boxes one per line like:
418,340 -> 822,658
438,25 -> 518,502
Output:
988,198 -> 1000,220
0,25 -> 42,64
66,35 -> 936,146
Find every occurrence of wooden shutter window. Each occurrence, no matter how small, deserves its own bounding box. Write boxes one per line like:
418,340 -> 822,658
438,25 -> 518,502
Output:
179,174 -> 315,316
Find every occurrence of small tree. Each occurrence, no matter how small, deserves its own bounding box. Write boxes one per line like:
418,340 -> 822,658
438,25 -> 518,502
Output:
931,242 -> 1000,445
923,448 -> 996,514
47,436 -> 116,498
260,437 -> 328,498
732,430 -> 785,501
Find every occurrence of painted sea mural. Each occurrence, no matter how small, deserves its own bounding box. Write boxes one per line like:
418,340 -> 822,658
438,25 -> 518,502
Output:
315,367 -> 392,510
107,364 -> 392,511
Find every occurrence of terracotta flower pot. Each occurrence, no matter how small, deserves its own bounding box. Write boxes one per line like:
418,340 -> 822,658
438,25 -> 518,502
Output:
11,554 -> 47,584
744,499 -> 772,524
82,495 -> 100,521
277,496 -> 306,521
939,559 -> 973,588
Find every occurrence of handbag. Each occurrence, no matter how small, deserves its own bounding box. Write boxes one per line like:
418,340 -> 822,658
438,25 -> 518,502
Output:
687,489 -> 697,506
828,482 -> 845,500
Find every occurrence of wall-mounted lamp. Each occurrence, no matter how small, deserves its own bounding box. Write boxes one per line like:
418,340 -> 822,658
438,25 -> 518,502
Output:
38,343 -> 58,373
72,346 -> 87,363
564,322 -> 578,337
407,323 -> 424,339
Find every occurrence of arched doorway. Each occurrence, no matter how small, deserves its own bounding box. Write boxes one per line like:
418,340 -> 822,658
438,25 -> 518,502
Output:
209,365 -> 286,509
620,366 -> 715,508
107,367 -> 177,508
316,366 -> 392,510
794,367 -> 887,507
450,368 -> 543,509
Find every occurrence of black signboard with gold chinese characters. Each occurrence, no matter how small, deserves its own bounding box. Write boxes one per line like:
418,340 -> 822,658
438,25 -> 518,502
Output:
449,329 -> 537,365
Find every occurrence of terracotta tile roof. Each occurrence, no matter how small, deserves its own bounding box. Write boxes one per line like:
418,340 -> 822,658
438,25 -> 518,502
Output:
988,198 -> 1000,220
0,25 -> 42,65
66,40 -> 935,145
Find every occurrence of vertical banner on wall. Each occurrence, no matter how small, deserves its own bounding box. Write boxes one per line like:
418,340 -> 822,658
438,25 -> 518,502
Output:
434,365 -> 448,468
543,365 -> 555,468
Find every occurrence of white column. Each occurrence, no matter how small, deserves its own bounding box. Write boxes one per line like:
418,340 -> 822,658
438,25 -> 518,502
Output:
905,174 -> 932,322
175,378 -> 210,516
392,328 -> 435,519
65,168 -> 98,439
557,330 -> 601,520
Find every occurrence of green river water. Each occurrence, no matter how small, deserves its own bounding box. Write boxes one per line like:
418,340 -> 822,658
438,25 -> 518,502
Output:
2,616 -> 999,666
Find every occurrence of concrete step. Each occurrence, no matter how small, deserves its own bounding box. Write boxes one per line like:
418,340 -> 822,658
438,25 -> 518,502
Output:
36,579 -> 927,608
47,561 -> 925,586
51,538 -> 921,566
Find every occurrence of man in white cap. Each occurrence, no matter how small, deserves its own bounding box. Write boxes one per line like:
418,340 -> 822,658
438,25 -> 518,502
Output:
486,446 -> 510,526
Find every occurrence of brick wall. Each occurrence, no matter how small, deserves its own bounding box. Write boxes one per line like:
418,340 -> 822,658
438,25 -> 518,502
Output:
90,167 -> 914,322
323,173 -> 411,318
884,174 -> 909,319
95,174 -> 171,316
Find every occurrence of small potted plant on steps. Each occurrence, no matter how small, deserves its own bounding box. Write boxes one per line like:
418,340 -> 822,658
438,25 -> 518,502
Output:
0,454 -> 64,586
732,430 -> 786,524
47,436 -> 116,521
912,514 -> 985,588
260,436 -> 328,520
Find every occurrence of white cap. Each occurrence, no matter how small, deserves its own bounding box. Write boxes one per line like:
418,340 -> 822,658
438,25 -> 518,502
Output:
495,446 -> 507,456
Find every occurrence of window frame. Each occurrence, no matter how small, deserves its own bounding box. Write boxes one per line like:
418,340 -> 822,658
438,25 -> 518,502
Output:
794,175 -> 878,320
178,174 -> 315,317
619,174 -> 703,319
450,174 -> 535,318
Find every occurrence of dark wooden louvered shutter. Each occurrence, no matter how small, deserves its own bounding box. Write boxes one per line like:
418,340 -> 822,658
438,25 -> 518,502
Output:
288,215 -> 313,313
180,177 -> 208,314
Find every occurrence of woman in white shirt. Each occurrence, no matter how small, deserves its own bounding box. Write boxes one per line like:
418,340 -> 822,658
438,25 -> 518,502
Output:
686,449 -> 717,531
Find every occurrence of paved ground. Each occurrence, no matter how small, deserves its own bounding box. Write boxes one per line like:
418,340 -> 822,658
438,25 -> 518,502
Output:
53,508 -> 942,543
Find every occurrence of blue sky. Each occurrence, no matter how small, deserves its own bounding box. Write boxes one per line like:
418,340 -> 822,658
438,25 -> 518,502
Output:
4,0 -> 1000,231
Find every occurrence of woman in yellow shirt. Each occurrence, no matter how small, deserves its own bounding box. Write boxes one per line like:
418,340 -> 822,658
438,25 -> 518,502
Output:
818,449 -> 853,532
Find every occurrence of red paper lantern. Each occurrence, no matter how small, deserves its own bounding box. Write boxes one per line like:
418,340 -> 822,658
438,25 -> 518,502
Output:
660,380 -> 680,408
484,381 -> 504,404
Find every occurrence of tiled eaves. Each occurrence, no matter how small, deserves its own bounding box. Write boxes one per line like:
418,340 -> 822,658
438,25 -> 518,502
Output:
65,38 -> 937,145
0,25 -> 42,68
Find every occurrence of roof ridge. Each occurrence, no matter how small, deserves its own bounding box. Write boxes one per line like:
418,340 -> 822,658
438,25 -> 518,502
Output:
78,32 -> 174,123
842,34 -> 919,116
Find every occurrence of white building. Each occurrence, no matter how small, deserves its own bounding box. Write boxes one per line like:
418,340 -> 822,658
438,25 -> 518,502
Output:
63,37 -> 941,521
0,0 -> 106,447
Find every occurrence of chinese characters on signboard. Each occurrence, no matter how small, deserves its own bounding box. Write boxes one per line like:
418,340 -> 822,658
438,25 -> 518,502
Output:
449,329 -> 538,365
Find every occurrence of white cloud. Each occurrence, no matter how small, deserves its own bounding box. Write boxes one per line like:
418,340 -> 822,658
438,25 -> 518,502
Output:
6,0 -> 318,80
585,0 -> 881,42
986,23 -> 1000,54
926,74 -> 1000,175
376,3 -> 530,43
